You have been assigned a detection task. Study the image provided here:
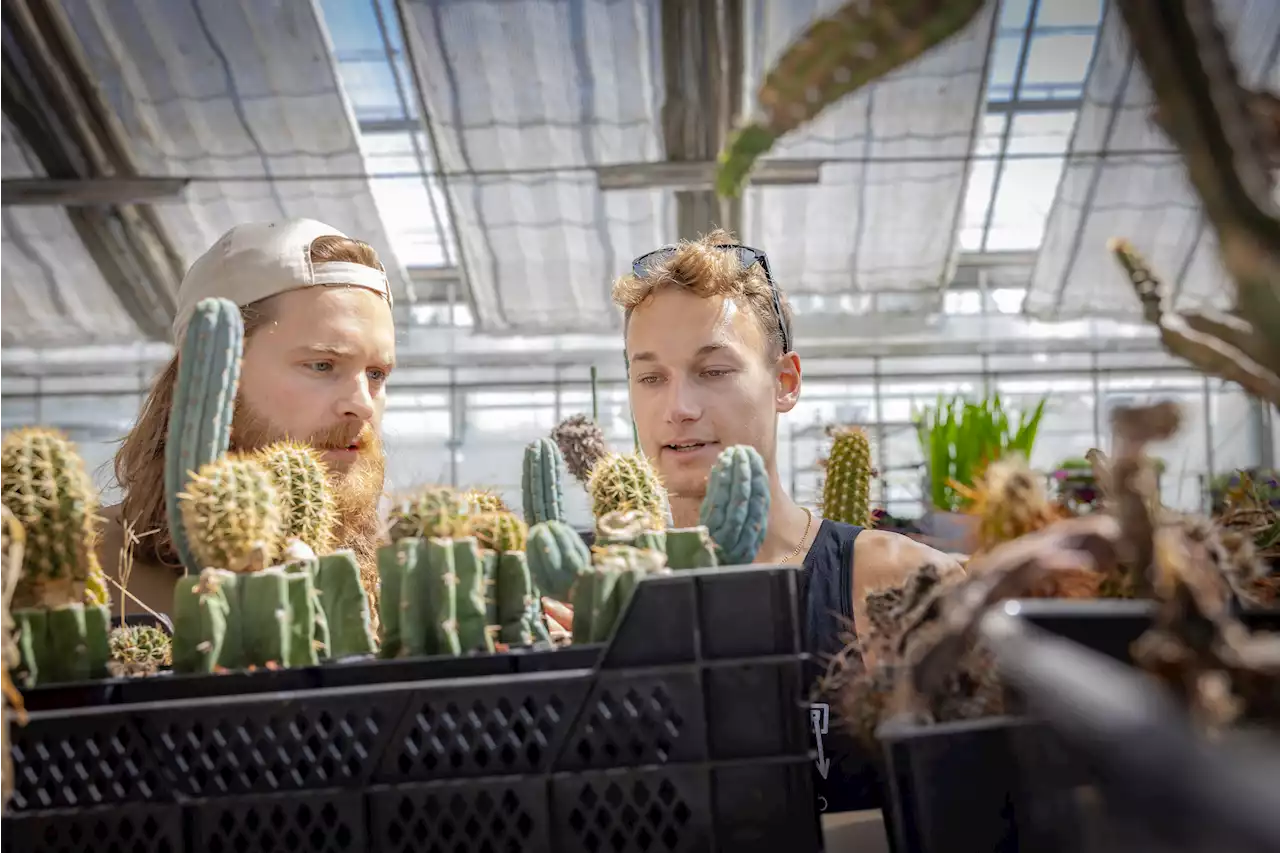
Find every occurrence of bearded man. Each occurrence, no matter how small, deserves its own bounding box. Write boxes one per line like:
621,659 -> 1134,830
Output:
97,219 -> 395,617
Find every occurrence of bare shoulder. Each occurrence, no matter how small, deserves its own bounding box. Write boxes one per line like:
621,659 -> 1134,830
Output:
852,529 -> 965,587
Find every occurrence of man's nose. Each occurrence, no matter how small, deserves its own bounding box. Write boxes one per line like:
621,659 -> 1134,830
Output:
663,376 -> 701,423
337,373 -> 375,422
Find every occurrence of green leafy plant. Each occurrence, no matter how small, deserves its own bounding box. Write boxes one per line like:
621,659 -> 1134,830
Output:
914,393 -> 1048,512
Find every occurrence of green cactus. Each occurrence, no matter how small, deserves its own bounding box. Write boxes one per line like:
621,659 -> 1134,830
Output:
586,451 -> 668,529
314,551 -> 377,658
463,487 -> 508,514
166,297 -> 244,575
451,538 -> 492,653
171,566 -> 293,672
178,456 -> 282,573
254,441 -> 338,556
521,437 -> 567,525
108,623 -> 172,676
662,528 -> 720,569
716,0 -> 986,197
1,427 -> 108,609
527,520 -> 591,600
700,444 -> 771,565
471,511 -> 528,554
1,427 -> 112,686
387,485 -> 470,541
572,544 -> 667,644
471,511 -> 548,646
821,427 -> 875,528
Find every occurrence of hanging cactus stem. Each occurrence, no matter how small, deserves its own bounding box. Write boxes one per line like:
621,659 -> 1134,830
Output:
166,297 -> 244,575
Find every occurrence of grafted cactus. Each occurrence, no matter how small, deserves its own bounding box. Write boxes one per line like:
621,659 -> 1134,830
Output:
1,428 -> 111,686
253,441 -> 337,556
166,297 -> 243,575
388,485 -> 470,541
586,451 -> 668,529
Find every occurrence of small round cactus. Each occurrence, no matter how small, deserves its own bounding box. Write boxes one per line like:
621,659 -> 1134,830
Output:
552,414 -> 609,485
109,623 -> 172,675
387,485 -> 470,541
1,427 -> 106,609
471,511 -> 528,553
178,456 -> 282,572
586,452 -> 667,529
253,441 -> 338,556
463,488 -> 508,515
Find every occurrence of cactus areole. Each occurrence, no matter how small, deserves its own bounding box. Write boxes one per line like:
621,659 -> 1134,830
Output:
166,298 -> 245,575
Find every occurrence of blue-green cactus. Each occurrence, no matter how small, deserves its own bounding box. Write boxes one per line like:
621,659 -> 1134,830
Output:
166,298 -> 243,574
699,444 -> 771,565
526,519 -> 591,600
521,437 -> 566,525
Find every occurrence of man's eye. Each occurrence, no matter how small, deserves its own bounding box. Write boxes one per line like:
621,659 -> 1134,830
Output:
307,362 -> 333,373
703,368 -> 732,378
368,368 -> 387,382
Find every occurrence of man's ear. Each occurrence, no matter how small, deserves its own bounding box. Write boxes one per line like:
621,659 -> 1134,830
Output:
775,352 -> 802,413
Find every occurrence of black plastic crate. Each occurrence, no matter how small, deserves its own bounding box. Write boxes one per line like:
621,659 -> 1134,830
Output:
4,564 -> 823,852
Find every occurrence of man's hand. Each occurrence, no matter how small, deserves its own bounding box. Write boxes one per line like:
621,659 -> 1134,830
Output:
543,597 -> 573,634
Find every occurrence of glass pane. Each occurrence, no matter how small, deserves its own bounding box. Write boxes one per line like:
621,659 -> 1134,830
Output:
959,159 -> 998,242
1036,0 -> 1105,29
1019,33 -> 1098,99
1005,111 -> 1077,156
977,113 -> 1007,157
987,34 -> 1026,101
983,156 -> 1065,250
999,0 -> 1033,31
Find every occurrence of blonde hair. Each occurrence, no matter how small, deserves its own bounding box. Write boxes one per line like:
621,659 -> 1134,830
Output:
611,228 -> 793,358
113,234 -> 383,568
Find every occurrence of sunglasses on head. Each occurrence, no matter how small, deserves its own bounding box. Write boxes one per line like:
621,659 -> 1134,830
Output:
630,243 -> 791,354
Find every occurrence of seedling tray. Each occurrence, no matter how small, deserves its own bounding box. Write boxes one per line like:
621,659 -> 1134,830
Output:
4,564 -> 823,853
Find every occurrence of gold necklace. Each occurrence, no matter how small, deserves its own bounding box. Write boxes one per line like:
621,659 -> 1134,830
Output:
782,506 -> 814,563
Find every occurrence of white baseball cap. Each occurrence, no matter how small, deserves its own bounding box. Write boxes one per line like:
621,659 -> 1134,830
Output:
171,218 -> 393,343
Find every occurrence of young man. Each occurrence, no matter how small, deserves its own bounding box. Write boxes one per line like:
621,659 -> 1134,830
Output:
612,229 -> 963,660
97,218 -> 396,617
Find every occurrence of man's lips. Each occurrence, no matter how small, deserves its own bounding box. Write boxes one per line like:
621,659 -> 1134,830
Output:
662,441 -> 717,454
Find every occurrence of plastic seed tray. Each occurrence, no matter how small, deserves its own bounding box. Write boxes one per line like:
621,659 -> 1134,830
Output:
3,564 -> 823,853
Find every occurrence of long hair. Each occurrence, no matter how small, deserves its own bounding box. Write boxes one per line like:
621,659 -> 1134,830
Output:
113,235 -> 383,568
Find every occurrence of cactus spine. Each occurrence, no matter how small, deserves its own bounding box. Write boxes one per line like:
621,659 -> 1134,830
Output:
178,456 -> 282,573
166,297 -> 243,575
388,486 -> 470,541
253,441 -> 337,556
521,437 -> 567,525
700,444 -> 771,565
821,427 -> 874,528
586,451 -> 667,529
108,623 -> 172,676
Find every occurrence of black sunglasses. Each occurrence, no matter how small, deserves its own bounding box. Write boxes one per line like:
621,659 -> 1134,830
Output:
630,244 -> 791,354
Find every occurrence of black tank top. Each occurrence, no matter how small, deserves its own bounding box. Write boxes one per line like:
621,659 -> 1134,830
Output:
800,519 -> 884,815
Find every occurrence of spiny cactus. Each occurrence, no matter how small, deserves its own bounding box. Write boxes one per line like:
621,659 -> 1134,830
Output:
463,487 -> 508,514
387,485 -> 470,541
700,444 -> 771,565
586,451 -> 667,529
522,437 -> 567,525
552,414 -> 610,485
178,456 -> 282,573
716,0 -> 987,197
820,427 -> 875,529
527,519 -> 592,600
253,441 -> 337,556
166,297 -> 243,574
1,427 -> 107,609
471,511 -> 528,554
1,505 -> 20,809
108,623 -> 172,676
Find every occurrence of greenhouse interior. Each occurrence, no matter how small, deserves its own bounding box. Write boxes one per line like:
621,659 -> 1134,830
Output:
2,1 -> 1278,852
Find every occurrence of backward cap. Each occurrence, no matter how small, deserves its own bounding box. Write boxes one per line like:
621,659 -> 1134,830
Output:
171,218 -> 391,343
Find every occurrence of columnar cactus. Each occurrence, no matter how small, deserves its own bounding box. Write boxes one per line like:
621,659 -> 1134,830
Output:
522,437 -> 567,525
166,297 -> 243,575
388,485 -> 470,541
821,427 -> 875,529
1,428 -> 112,685
700,444 -> 771,565
572,543 -> 669,644
253,441 -> 337,556
527,519 -> 592,600
586,451 -> 668,529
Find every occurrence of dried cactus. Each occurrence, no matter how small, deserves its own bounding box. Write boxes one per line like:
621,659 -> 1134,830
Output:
700,444 -> 771,565
253,441 -> 337,556
1103,0 -> 1280,406
166,297 -> 243,575
716,0 -> 987,197
820,427 -> 875,529
521,437 -> 567,525
108,623 -> 172,677
178,456 -> 282,573
552,414 -> 610,485
586,451 -> 668,529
